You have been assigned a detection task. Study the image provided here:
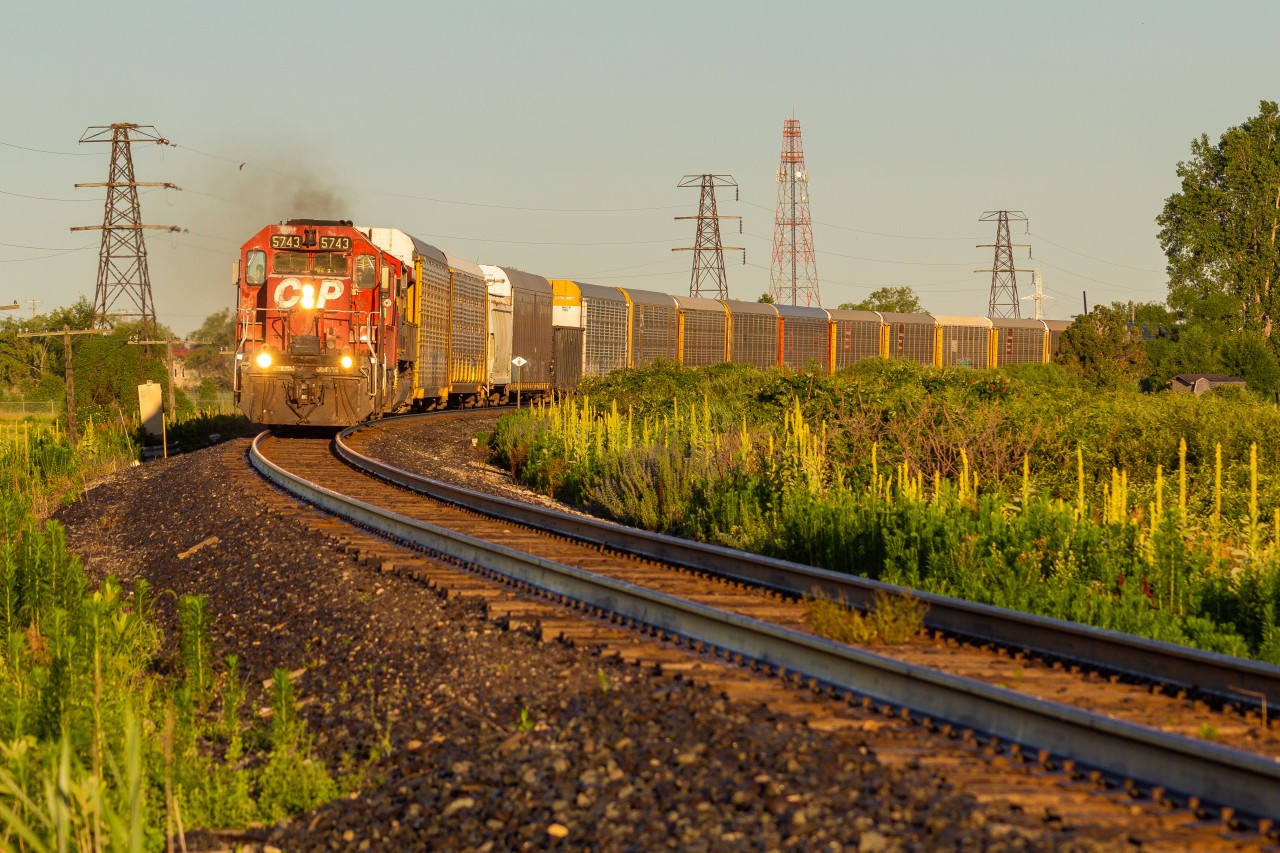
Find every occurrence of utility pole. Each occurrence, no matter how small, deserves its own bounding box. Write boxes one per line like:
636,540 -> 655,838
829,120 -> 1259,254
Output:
24,299 -> 38,318
673,174 -> 743,300
769,118 -> 821,307
16,327 -> 110,444
71,123 -> 179,341
976,210 -> 1032,319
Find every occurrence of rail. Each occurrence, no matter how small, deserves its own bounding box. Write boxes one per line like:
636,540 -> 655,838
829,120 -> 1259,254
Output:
252,427 -> 1280,821
336,413 -> 1280,712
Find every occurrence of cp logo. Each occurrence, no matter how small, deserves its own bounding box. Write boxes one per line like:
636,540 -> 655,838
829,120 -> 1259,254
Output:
274,279 -> 345,309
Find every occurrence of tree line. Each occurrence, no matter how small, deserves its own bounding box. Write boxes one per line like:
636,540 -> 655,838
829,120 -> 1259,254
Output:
0,297 -> 235,421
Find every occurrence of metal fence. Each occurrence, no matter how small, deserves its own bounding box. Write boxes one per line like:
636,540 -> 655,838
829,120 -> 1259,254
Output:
0,401 -> 56,418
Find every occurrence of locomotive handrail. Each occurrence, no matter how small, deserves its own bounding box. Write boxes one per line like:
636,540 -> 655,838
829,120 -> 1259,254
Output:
254,429 -> 1280,822
337,412 -> 1280,712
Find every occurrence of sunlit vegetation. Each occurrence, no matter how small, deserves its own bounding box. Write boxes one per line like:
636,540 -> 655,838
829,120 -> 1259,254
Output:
491,360 -> 1280,662
0,418 -> 335,849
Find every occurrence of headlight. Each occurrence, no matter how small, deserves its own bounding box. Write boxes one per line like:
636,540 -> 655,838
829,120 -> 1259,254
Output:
300,283 -> 316,310
340,354 -> 354,370
255,351 -> 273,368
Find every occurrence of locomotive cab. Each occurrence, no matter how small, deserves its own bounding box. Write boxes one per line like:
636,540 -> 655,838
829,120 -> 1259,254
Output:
234,219 -> 414,426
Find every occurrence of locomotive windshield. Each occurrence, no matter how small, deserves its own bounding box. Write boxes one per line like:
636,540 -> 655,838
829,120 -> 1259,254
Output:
313,252 -> 349,275
273,251 -> 308,274
270,251 -> 350,275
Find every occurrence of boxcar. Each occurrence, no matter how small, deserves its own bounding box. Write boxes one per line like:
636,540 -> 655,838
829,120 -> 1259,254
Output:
991,318 -> 1049,366
482,266 -> 553,398
828,309 -> 885,371
673,296 -> 728,368
480,264 -> 514,391
441,252 -> 488,400
549,280 -> 629,378
933,315 -> 992,368
549,279 -> 584,393
776,304 -> 830,373
615,287 -> 678,367
505,267 -> 552,394
1044,319 -> 1072,362
362,227 -> 453,404
879,312 -> 935,365
724,300 -> 780,370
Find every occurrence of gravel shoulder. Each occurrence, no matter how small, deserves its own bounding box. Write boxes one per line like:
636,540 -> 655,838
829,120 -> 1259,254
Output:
53,434 -> 1108,850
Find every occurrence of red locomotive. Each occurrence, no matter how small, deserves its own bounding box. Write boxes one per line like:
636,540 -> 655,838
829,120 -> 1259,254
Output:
233,220 -> 417,426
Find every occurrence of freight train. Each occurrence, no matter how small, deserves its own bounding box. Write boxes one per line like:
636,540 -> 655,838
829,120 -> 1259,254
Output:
234,219 -> 1071,427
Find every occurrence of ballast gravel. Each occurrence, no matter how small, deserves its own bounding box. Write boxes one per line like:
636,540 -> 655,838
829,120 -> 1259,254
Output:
54,437 -> 1112,851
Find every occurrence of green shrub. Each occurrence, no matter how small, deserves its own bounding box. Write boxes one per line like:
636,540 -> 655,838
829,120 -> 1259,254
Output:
492,361 -> 1280,661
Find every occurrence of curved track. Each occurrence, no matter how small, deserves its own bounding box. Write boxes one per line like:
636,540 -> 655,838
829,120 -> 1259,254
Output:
250,413 -> 1280,829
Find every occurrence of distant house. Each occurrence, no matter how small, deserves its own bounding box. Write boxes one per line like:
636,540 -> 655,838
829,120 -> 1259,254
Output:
1168,374 -> 1247,395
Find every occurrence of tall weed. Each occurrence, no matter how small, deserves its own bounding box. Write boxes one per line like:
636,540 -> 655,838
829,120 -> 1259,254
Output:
494,361 -> 1280,662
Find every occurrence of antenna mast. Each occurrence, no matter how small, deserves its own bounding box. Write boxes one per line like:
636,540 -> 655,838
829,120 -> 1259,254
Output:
71,123 -> 179,338
769,118 -> 821,306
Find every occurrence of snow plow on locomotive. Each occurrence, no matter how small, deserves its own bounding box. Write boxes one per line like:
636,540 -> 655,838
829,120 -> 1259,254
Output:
233,220 -> 416,427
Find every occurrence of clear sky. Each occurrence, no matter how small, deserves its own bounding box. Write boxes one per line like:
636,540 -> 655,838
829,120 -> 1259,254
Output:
2,0 -> 1276,333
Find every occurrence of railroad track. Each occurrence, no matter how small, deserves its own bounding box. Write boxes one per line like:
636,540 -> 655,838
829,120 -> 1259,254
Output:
250,413 -> 1280,834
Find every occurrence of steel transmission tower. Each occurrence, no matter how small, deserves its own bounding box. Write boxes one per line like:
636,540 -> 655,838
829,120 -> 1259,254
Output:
769,119 -> 820,307
673,174 -> 743,299
72,124 -> 179,337
976,210 -> 1031,319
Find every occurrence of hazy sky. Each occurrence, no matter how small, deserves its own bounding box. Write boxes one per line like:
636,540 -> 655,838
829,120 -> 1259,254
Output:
2,1 -> 1276,333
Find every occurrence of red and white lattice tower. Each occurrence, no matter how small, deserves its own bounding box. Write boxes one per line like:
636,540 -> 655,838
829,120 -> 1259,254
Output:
769,119 -> 820,306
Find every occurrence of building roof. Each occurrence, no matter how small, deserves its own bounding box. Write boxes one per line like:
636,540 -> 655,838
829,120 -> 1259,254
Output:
1170,373 -> 1246,385
1169,374 -> 1247,395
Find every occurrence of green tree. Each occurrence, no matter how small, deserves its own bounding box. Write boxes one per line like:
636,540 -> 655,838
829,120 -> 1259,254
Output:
1219,331 -> 1280,395
839,286 -> 924,313
188,308 -> 235,350
1055,302 -> 1148,386
1157,100 -> 1280,338
757,292 -> 774,304
185,309 -> 235,389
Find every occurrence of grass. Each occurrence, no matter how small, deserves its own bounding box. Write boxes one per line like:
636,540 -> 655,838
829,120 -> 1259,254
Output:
805,590 -> 928,645
491,361 -> 1280,663
0,416 -> 344,850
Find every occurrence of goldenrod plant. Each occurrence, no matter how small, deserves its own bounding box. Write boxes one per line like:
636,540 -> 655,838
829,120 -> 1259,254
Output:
491,360 -> 1280,662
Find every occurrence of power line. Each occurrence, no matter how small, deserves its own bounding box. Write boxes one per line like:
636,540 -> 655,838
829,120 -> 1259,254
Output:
0,247 -> 96,263
371,188 -> 686,214
0,188 -> 98,203
1028,231 -> 1163,273
745,230 -> 970,266
1034,258 -> 1167,294
575,257 -> 683,277
742,200 -> 974,240
165,142 -> 685,213
0,139 -> 102,157
0,239 -> 96,251
409,230 -> 679,247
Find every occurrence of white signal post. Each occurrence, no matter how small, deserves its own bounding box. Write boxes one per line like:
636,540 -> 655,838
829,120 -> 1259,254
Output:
512,356 -> 527,409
